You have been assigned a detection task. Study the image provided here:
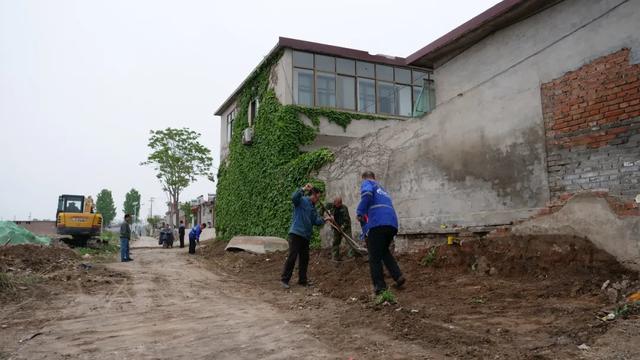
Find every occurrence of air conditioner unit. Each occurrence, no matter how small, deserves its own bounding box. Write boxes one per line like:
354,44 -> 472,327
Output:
242,128 -> 254,145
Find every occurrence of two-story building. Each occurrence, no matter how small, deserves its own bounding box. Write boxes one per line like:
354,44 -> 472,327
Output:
214,37 -> 436,160
215,0 -> 640,268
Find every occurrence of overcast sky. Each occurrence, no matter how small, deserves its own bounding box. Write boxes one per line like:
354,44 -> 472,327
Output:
0,0 -> 500,221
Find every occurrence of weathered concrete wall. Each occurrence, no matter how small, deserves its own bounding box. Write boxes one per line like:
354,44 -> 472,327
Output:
299,115 -> 401,151
512,194 -> 640,270
318,0 -> 640,241
272,49 -> 293,106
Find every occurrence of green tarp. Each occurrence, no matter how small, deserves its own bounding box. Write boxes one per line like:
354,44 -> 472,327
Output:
0,221 -> 51,245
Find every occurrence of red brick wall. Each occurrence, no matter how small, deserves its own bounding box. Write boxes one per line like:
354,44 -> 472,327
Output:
541,48 -> 640,215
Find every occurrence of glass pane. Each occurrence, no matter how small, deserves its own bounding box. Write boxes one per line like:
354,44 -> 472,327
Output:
336,58 -> 355,75
337,75 -> 356,110
316,72 -> 336,108
412,86 -> 423,115
412,70 -> 427,85
396,85 -> 412,116
65,197 -> 83,213
395,68 -> 411,84
377,81 -> 395,115
357,61 -> 374,78
293,51 -> 314,69
315,54 -> 335,72
358,78 -> 376,113
376,65 -> 393,81
294,68 -> 314,106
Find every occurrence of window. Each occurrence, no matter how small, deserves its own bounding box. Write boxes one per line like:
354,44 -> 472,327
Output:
226,109 -> 236,141
358,78 -> 376,113
315,55 -> 335,72
396,85 -> 412,117
356,61 -> 374,78
395,68 -> 411,84
337,75 -> 356,110
293,51 -> 314,68
294,68 -> 313,106
377,81 -> 395,115
375,65 -> 393,81
292,51 -> 433,117
336,58 -> 355,75
412,86 -> 423,115
412,70 -> 427,85
316,72 -> 336,107
64,197 -> 84,213
249,98 -> 259,125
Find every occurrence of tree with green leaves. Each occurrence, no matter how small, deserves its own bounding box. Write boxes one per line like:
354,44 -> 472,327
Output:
180,202 -> 194,226
96,189 -> 117,227
147,215 -> 162,229
123,188 -> 141,221
141,127 -> 213,227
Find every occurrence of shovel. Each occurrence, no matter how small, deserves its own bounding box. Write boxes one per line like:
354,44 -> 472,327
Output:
318,200 -> 367,256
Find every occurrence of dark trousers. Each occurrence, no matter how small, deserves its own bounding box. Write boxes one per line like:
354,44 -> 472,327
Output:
179,233 -> 185,248
188,235 -> 196,254
281,233 -> 310,284
367,226 -> 402,293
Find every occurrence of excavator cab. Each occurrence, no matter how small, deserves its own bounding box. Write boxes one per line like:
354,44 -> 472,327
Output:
56,194 -> 102,244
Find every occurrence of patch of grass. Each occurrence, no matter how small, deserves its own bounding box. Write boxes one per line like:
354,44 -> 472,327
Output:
615,301 -> 640,319
420,247 -> 438,267
75,232 -> 120,260
374,289 -> 397,305
0,272 -> 44,292
0,272 -> 15,291
469,296 -> 487,304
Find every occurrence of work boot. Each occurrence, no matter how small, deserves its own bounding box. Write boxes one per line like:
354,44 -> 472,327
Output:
281,281 -> 290,289
393,276 -> 406,289
298,280 -> 313,287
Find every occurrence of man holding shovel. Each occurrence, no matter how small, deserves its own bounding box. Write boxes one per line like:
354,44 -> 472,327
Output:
280,183 -> 327,289
322,196 -> 356,261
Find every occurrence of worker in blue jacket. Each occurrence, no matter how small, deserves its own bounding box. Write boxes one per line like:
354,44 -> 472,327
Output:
188,223 -> 206,254
357,171 -> 406,295
280,183 -> 327,289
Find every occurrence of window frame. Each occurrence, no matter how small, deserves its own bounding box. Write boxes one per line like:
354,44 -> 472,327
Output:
291,50 -> 433,118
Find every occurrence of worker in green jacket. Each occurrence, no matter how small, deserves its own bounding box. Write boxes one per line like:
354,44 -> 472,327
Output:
323,196 -> 355,261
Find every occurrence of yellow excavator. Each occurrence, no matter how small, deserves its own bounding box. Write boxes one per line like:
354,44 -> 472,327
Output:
56,195 -> 102,245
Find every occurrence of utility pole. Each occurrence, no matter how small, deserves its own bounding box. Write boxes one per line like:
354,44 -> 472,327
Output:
149,197 -> 155,219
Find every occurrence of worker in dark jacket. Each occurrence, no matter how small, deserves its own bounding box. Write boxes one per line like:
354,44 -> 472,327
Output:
280,183 -> 326,289
356,171 -> 405,295
188,223 -> 206,254
323,196 -> 354,261
119,214 -> 133,262
178,220 -> 186,248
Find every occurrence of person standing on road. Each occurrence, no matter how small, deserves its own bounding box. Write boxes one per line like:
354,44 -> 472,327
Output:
119,214 -> 133,262
188,223 -> 206,254
178,220 -> 186,248
322,196 -> 354,261
280,183 -> 327,289
357,171 -> 405,295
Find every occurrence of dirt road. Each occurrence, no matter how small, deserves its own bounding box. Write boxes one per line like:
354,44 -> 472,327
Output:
1,244 -> 341,359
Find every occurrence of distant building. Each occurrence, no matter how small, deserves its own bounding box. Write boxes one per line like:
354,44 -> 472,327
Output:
191,194 -> 215,228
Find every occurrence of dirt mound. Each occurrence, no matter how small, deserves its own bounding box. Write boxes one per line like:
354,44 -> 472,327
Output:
0,244 -> 79,274
426,234 -> 628,276
1,244 -> 127,304
200,234 -> 640,359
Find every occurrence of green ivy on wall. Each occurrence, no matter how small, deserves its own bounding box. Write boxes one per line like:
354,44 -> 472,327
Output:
215,51 -> 384,243
290,105 -> 385,130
